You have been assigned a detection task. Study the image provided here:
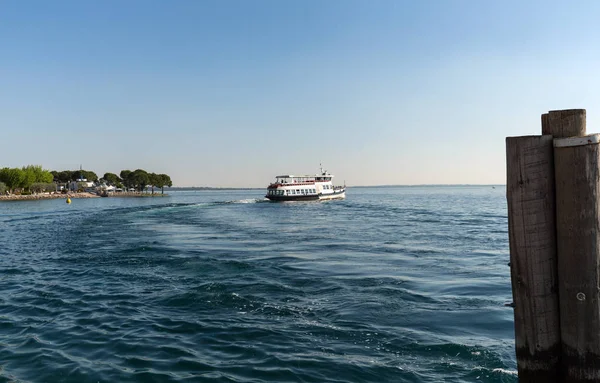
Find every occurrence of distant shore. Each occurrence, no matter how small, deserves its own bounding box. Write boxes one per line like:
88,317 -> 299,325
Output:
0,191 -> 169,201
108,192 -> 169,197
0,192 -> 98,201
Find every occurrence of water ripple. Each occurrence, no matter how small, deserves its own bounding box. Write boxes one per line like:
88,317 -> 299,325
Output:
0,186 -> 515,382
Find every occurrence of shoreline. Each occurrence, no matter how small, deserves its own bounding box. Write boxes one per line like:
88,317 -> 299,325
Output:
0,192 -> 169,201
0,192 -> 99,201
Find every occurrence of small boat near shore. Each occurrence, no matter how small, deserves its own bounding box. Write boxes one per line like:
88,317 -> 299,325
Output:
265,166 -> 346,201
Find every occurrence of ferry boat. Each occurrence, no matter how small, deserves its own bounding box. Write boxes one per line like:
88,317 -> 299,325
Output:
265,166 -> 346,201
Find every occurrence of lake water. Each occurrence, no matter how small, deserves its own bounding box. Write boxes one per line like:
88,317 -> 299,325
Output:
0,186 -> 516,382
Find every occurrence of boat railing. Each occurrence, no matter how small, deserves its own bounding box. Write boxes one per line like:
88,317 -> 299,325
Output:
269,181 -> 321,187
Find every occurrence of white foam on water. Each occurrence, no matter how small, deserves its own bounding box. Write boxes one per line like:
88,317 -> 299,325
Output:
226,198 -> 266,204
473,366 -> 518,376
491,368 -> 518,376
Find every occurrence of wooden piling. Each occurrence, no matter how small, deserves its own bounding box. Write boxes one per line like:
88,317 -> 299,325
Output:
554,133 -> 600,382
542,113 -> 550,135
546,109 -> 586,138
506,135 -> 561,382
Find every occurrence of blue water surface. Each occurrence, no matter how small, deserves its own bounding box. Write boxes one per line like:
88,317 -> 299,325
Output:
0,186 -> 516,382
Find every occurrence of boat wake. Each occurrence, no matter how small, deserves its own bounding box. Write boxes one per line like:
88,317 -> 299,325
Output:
225,198 -> 268,204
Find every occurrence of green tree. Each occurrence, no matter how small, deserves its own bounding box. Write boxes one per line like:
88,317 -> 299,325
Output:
103,172 -> 121,186
0,168 -> 24,193
156,174 -> 172,194
148,173 -> 158,194
0,182 -> 6,195
51,170 -> 74,191
53,170 -> 74,184
130,169 -> 149,192
73,169 -> 97,182
40,171 -> 53,183
20,167 -> 36,191
19,165 -> 53,192
120,170 -> 132,189
81,170 -> 98,182
22,165 -> 53,183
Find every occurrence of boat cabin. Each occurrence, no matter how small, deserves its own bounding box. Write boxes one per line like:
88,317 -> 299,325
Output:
273,174 -> 332,185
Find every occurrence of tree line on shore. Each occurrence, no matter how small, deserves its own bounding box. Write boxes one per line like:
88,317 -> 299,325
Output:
0,165 -> 172,195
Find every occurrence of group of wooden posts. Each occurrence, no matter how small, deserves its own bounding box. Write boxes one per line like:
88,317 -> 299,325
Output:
507,109 -> 600,382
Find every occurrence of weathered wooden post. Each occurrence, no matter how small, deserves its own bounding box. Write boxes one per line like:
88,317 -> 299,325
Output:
552,110 -> 600,382
507,109 -> 590,381
506,134 -> 561,382
545,109 -> 586,137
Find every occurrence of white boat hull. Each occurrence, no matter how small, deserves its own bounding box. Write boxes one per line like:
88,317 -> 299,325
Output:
318,190 -> 346,200
266,188 -> 345,202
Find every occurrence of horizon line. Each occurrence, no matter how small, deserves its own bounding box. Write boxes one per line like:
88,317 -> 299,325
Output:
171,183 -> 506,189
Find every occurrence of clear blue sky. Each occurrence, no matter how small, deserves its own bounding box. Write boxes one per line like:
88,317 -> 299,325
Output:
1,0 -> 599,187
